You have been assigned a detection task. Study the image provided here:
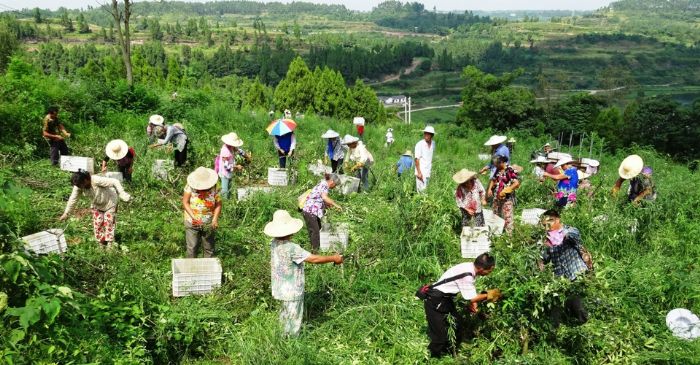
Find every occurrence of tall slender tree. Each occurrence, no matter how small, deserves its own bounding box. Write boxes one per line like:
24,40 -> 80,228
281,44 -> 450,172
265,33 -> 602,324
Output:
107,0 -> 133,85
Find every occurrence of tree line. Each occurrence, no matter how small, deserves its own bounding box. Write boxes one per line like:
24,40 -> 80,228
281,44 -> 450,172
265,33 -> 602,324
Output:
370,1 -> 491,34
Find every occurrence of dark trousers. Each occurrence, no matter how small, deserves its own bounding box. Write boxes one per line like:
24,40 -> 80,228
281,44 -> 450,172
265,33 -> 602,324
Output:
551,294 -> 588,328
355,167 -> 370,192
278,150 -> 288,169
174,142 -> 188,167
49,140 -> 70,166
424,291 -> 464,358
331,158 -> 344,174
118,164 -> 133,182
302,211 -> 321,252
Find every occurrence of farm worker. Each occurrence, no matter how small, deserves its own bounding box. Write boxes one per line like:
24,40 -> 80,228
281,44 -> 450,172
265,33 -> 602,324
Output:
579,158 -> 600,176
217,132 -> 250,199
543,157 -> 579,207
146,114 -> 165,144
414,125 -> 436,192
576,170 -> 593,197
538,209 -> 589,327
273,131 -> 296,169
343,135 -> 374,192
612,155 -> 656,204
264,210 -> 343,337
150,122 -> 189,167
322,129 -> 346,174
42,106 -> 71,166
422,253 -> 499,358
543,143 -> 553,155
284,109 -> 292,119
453,169 -> 487,228
487,155 -> 520,234
182,167 -> 222,258
530,155 -> 549,181
60,169 -> 131,249
385,128 -> 394,147
396,150 -> 414,177
102,139 -> 136,182
353,117 -> 365,140
479,135 -> 509,178
301,174 -> 343,253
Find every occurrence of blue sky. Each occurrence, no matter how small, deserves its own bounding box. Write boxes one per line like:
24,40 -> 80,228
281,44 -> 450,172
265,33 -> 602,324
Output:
0,0 -> 614,12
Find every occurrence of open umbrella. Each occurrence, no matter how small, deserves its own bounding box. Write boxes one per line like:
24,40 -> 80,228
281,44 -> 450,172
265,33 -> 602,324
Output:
266,118 -> 297,136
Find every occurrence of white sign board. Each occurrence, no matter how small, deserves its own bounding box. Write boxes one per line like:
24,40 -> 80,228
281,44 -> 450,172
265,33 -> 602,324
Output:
267,167 -> 289,186
461,227 -> 490,258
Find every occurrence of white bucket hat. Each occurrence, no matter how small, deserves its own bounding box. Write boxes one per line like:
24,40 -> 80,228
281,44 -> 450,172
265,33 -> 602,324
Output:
422,125 -> 436,135
105,139 -> 129,161
221,132 -> 244,147
618,155 -> 644,180
484,135 -> 507,146
402,150 -> 413,157
149,114 -> 164,126
341,135 -> 360,145
530,156 -> 549,164
264,210 -> 305,238
186,167 -> 218,191
353,117 -> 366,126
321,129 -> 340,139
452,169 -> 477,184
555,157 -> 574,168
580,158 -> 600,167
666,308 -> 700,340
547,152 -> 572,162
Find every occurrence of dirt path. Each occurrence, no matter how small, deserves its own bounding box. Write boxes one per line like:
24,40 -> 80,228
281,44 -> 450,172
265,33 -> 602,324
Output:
369,58 -> 422,85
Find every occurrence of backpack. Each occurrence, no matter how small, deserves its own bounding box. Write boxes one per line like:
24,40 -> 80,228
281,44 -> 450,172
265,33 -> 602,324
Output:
415,271 -> 473,300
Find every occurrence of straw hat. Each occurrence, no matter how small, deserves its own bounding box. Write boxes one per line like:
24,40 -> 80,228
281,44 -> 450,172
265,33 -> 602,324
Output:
402,150 -> 413,157
341,135 -> 360,145
618,155 -> 644,179
221,132 -> 243,147
321,129 -> 340,139
105,139 -> 129,160
173,123 -> 185,130
484,135 -> 507,146
547,152 -> 572,162
452,169 -> 477,184
555,157 -> 574,168
580,158 -> 600,167
264,210 -> 304,238
186,167 -> 218,191
530,156 -> 549,164
149,114 -> 164,126
422,125 -> 436,135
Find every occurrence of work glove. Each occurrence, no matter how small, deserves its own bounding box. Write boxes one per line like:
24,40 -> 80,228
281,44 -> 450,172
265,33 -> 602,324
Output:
486,289 -> 502,302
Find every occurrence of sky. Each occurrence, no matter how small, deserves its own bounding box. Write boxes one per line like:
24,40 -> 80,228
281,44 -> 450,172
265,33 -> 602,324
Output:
0,0 -> 614,12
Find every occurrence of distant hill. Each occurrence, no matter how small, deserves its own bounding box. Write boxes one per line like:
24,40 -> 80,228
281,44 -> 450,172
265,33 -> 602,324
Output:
608,0 -> 700,11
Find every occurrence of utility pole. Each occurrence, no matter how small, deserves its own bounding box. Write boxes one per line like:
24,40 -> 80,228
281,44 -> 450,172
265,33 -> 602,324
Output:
408,97 -> 412,125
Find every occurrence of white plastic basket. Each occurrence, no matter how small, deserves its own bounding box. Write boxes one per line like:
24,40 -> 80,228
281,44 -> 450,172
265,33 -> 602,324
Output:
308,161 -> 331,176
171,258 -> 222,297
237,186 -> 273,201
99,171 -> 123,182
268,167 -> 289,186
478,154 -> 491,161
152,160 -> 174,180
22,229 -> 67,255
320,223 -> 349,252
521,208 -> 546,225
338,174 -> 360,195
461,227 -> 490,258
60,156 -> 94,174
482,209 -> 506,236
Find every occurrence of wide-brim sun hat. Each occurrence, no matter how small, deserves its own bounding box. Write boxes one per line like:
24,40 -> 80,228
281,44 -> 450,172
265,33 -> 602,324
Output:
264,209 -> 305,238
105,139 -> 129,160
666,308 -> 700,340
221,132 -> 244,147
149,114 -> 164,126
484,135 -> 507,146
530,156 -> 549,164
580,158 -> 600,167
342,134 -> 360,145
619,155 -> 644,180
422,126 -> 436,135
547,152 -> 572,162
402,150 -> 413,157
321,129 -> 340,139
555,157 -> 574,168
452,169 -> 477,184
187,167 -> 218,191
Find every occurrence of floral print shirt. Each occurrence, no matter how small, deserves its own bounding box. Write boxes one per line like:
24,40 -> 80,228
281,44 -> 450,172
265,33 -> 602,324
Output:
491,167 -> 519,201
270,239 -> 311,301
455,179 -> 486,213
183,185 -> 221,225
302,180 -> 329,218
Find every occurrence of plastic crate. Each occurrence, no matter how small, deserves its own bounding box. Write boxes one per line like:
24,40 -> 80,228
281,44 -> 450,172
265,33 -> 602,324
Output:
521,208 -> 546,225
338,174 -> 360,195
237,186 -> 273,201
320,223 -> 349,252
482,209 -> 505,236
171,258 -> 222,297
60,156 -> 94,174
99,171 -> 123,182
478,154 -> 491,161
461,227 -> 490,258
22,229 -> 67,255
267,167 -> 289,186
152,160 -> 174,180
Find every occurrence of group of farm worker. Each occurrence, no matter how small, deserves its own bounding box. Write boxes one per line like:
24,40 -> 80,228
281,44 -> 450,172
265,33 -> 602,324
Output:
43,105 -> 658,353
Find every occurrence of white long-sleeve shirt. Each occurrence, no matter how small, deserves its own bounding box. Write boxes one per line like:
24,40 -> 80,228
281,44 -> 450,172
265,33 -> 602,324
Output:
64,176 -> 130,215
432,263 -> 477,300
348,141 -> 374,167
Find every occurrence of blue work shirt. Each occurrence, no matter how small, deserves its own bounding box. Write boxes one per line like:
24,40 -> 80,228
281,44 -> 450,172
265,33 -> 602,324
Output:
396,155 -> 414,176
557,167 -> 579,193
